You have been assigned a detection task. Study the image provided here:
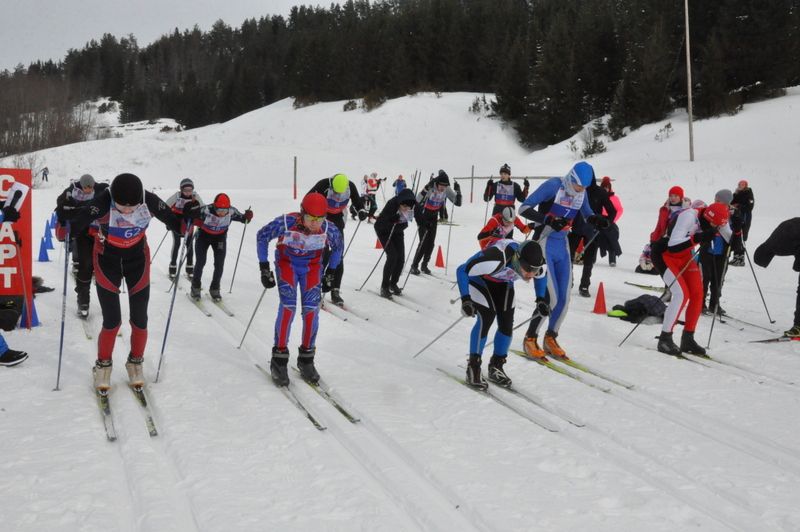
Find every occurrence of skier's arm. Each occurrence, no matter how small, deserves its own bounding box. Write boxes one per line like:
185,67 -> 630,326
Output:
445,184 -> 462,207
309,178 -> 328,196
146,191 -> 182,233
518,178 -> 560,222
349,181 -> 366,212
229,207 -> 246,223
579,196 -> 596,220
256,215 -> 287,263
483,180 -> 494,202
164,191 -> 179,208
514,182 -> 527,203
477,218 -> 500,241
325,224 -> 344,270
600,193 -> 617,223
456,247 -> 505,297
66,189 -> 111,234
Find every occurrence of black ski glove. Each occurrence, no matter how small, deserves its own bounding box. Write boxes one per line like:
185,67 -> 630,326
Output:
694,230 -> 715,244
321,269 -> 335,293
453,181 -> 460,192
588,215 -> 610,229
461,296 -> 477,318
523,178 -> 530,189
260,262 -> 276,289
546,217 -> 568,232
535,297 -> 550,317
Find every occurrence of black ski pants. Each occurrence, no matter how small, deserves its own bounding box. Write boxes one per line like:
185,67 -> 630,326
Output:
322,213 -> 346,289
378,228 -> 405,288
413,218 -> 438,268
700,247 -> 729,309
192,231 -> 227,290
74,231 -> 94,305
569,232 -> 599,290
170,228 -> 194,267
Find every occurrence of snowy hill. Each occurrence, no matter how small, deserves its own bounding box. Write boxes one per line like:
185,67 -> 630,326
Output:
2,90 -> 800,531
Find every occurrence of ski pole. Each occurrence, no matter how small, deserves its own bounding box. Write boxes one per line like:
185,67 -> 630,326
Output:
156,227 -> 193,382
343,218 -> 362,258
444,201 -> 455,275
619,249 -> 699,347
399,225 -> 420,284
401,227 -> 428,290
574,230 -> 600,263
744,246 -> 776,324
54,229 -> 71,391
412,315 -> 465,359
356,224 -> 396,291
238,287 -> 268,349
228,206 -> 251,293
149,229 -> 169,264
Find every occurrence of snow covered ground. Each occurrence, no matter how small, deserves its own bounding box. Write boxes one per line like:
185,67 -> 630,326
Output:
2,90 -> 800,531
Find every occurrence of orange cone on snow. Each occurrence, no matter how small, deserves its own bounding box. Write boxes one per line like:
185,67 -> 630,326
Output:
435,245 -> 445,268
375,238 -> 383,249
592,282 -> 607,314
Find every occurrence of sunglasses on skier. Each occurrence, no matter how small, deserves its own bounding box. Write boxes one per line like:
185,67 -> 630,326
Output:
304,214 -> 325,222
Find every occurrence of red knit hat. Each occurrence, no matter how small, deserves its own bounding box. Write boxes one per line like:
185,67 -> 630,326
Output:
668,186 -> 684,198
600,176 -> 612,190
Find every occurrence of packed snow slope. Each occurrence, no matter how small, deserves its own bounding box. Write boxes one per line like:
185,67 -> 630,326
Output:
2,90 -> 800,532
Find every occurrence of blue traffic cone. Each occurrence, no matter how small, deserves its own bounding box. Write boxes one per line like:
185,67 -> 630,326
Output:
44,225 -> 54,250
50,211 -> 57,225
38,237 -> 49,262
20,298 -> 40,328
45,218 -> 53,236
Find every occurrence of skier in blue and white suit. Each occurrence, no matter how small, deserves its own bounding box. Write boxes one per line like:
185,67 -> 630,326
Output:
456,239 -> 548,389
517,161 -> 608,359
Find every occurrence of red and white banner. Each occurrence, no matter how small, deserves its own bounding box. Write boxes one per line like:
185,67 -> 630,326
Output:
0,168 -> 33,327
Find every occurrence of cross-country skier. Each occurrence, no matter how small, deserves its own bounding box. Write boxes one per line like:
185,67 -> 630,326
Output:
699,189 -> 744,316
256,192 -> 343,386
164,178 -> 203,279
730,179 -> 755,266
0,205 -> 27,367
657,201 -> 730,355
183,193 -> 252,301
753,218 -> 800,337
55,174 -> 108,318
63,173 -> 182,391
456,239 -> 548,389
410,170 -> 461,275
476,206 -> 532,250
392,174 -> 407,196
374,188 -> 417,298
309,173 -> 367,306
517,161 -> 606,359
483,164 -> 529,217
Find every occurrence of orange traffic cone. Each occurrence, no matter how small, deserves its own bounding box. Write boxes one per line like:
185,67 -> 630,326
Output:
592,282 -> 607,314
375,238 -> 383,249
435,245 -> 445,268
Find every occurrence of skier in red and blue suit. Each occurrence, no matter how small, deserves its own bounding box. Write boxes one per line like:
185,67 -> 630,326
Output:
256,192 -> 343,387
517,161 -> 607,359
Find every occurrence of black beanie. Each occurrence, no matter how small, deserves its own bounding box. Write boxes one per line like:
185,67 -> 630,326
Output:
111,173 -> 144,206
518,241 -> 544,271
435,170 -> 450,186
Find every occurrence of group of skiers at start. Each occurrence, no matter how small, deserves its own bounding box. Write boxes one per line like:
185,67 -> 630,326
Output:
27,162 -> 783,394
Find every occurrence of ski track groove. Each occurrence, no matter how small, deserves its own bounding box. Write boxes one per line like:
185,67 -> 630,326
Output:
204,299 -> 484,531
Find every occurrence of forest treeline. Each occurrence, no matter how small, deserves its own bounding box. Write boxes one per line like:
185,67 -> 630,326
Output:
2,0 -> 798,157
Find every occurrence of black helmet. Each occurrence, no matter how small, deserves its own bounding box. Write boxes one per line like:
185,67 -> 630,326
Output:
435,170 -> 450,186
111,173 -> 144,206
517,241 -> 545,274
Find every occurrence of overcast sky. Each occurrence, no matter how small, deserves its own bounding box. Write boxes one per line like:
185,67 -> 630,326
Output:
0,0 -> 307,71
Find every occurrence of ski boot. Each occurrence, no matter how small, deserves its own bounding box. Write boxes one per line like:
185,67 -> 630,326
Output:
680,331 -> 707,356
297,346 -> 319,384
185,264 -> 194,279
389,283 -> 403,296
168,263 -> 177,280
93,360 -> 112,392
420,264 -> 432,275
0,348 -> 28,367
190,285 -> 202,301
465,354 -> 488,390
125,355 -> 145,388
711,304 -> 727,317
784,325 -> 800,338
487,355 -> 512,387
379,286 -> 394,299
330,289 -> 344,307
78,303 -> 90,319
729,254 -> 745,267
209,287 -> 222,302
657,331 -> 682,356
543,331 -> 567,359
270,347 -> 290,386
409,265 -> 421,276
523,336 -> 546,359
578,286 -> 590,298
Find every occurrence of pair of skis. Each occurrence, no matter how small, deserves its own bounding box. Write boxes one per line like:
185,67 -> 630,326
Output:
94,385 -> 158,442
187,293 -> 235,317
255,364 -> 360,431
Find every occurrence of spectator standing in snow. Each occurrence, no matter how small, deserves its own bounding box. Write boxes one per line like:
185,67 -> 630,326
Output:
730,179 -> 755,266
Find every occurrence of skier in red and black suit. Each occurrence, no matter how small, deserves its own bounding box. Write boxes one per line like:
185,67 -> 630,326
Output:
309,173 -> 367,306
64,173 -> 182,392
164,178 -> 204,279
183,193 -> 252,302
55,174 -> 109,318
477,206 -> 532,250
410,170 -> 461,275
657,201 -> 730,356
483,164 -> 529,218
374,188 -> 417,298
256,192 -> 343,386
